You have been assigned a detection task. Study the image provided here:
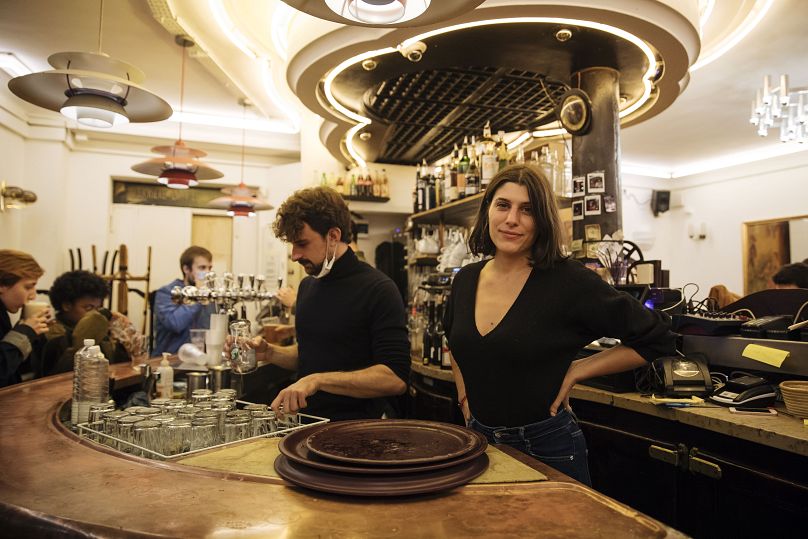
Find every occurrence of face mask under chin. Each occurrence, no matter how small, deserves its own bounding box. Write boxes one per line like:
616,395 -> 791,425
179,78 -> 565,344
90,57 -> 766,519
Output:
314,238 -> 338,279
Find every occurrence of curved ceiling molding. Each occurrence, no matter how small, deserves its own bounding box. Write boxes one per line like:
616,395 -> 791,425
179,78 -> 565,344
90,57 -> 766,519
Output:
162,0 -> 300,133
287,1 -> 700,166
690,0 -> 774,72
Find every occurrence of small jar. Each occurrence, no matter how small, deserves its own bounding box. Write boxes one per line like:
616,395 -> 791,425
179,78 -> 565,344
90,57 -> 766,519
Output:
250,410 -> 275,437
223,416 -> 251,443
165,418 -> 192,455
190,417 -> 218,451
132,419 -> 162,459
102,410 -> 130,447
116,415 -> 146,453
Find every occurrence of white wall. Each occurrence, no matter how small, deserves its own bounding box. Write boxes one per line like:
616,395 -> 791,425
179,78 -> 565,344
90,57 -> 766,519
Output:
0,125 -> 27,248
622,150 -> 808,298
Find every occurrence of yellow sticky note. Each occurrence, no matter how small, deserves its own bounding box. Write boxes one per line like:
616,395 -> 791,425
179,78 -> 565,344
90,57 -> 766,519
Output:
742,344 -> 790,368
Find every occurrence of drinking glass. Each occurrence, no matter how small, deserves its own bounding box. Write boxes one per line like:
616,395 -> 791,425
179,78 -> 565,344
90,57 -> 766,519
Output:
250,410 -> 275,437
116,415 -> 145,453
133,420 -> 162,459
165,419 -> 192,455
228,320 -> 256,374
190,417 -> 218,450
102,410 -> 130,447
223,416 -> 251,443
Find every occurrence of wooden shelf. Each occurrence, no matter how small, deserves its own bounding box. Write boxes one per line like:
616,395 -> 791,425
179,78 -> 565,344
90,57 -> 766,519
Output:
408,192 -> 484,226
341,194 -> 390,203
408,192 -> 571,227
408,255 -> 439,267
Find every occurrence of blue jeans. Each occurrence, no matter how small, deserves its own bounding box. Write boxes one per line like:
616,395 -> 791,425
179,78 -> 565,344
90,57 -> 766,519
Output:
468,409 -> 592,486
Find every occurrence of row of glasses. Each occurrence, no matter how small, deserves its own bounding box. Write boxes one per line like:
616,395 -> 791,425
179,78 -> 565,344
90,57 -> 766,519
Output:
93,395 -> 300,459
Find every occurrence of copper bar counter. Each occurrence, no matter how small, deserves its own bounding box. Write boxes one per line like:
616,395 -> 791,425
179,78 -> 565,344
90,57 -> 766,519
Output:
0,365 -> 683,538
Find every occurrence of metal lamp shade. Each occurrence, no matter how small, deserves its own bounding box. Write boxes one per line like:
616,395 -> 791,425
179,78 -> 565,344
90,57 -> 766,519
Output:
7,51 -> 171,125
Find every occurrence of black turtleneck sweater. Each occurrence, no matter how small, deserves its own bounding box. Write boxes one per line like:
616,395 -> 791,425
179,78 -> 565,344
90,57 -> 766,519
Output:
295,248 -> 410,420
445,258 -> 677,427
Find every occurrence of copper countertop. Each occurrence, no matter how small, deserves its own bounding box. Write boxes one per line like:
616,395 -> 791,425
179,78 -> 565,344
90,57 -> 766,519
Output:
0,372 -> 683,537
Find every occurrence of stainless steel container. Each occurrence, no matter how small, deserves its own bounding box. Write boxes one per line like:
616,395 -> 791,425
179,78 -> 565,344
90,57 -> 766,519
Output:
186,372 -> 208,399
208,365 -> 231,393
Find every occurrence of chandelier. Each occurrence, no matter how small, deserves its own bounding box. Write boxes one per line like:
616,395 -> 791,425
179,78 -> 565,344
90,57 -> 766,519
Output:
750,74 -> 807,143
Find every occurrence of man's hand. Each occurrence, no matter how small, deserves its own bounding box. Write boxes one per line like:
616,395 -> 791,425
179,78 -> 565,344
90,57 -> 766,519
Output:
271,374 -> 320,416
276,287 -> 296,309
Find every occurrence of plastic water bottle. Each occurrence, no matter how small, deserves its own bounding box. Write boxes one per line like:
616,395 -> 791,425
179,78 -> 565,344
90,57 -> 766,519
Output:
71,339 -> 95,428
75,345 -> 110,426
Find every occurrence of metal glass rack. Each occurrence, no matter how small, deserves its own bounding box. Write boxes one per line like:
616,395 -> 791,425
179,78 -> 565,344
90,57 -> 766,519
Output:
76,404 -> 328,461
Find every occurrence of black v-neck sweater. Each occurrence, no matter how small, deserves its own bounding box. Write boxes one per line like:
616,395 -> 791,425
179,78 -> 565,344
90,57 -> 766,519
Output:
295,248 -> 410,420
444,258 -> 677,426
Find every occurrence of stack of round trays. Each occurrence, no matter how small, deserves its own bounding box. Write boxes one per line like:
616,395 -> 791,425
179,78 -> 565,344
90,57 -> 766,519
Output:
275,419 -> 488,496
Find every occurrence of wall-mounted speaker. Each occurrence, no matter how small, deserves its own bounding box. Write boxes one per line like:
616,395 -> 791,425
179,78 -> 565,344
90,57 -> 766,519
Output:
651,190 -> 670,217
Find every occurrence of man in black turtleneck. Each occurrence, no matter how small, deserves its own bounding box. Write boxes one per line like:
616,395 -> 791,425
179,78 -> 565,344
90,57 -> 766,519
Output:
246,187 -> 409,420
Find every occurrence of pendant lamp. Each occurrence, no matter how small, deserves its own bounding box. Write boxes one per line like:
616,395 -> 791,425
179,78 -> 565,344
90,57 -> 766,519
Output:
7,0 -> 171,127
209,101 -> 273,217
282,0 -> 484,27
131,36 -> 222,189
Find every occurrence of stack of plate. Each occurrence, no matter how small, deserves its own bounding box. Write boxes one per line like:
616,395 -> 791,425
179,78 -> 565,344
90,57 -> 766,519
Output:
274,419 -> 489,496
780,381 -> 808,418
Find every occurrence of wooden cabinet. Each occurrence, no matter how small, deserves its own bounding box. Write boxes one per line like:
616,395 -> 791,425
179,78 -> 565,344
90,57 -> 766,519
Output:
572,398 -> 808,538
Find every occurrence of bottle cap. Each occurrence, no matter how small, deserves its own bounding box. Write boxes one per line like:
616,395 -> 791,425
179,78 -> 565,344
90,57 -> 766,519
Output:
84,339 -> 95,346
88,345 -> 100,354
161,352 -> 171,366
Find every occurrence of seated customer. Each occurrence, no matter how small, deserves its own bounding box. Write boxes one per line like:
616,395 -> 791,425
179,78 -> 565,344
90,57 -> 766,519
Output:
153,246 -> 213,355
40,270 -> 132,376
1,250 -> 50,388
771,262 -> 808,289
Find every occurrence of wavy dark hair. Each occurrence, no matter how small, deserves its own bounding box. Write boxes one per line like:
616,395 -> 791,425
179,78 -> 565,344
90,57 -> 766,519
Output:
468,164 -> 567,269
49,270 -> 109,312
773,262 -> 808,288
273,186 -> 352,243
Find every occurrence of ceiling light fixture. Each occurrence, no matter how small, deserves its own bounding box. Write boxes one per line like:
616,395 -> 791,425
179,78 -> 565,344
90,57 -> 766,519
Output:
209,100 -> 273,217
131,36 -> 222,189
0,52 -> 32,78
7,0 -> 171,128
323,17 -> 659,165
750,74 -> 808,143
285,0 -> 484,27
206,0 -> 300,132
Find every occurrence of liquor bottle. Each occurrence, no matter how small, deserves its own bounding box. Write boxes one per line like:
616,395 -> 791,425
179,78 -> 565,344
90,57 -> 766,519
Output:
424,160 -> 436,210
350,174 -> 357,196
480,121 -> 497,189
422,301 -> 435,366
515,146 -> 525,164
372,170 -> 381,197
465,145 -> 480,197
539,146 -> 556,191
336,175 -> 345,195
415,162 -> 425,212
381,169 -> 390,198
497,131 -> 509,171
365,170 -> 374,197
530,150 -> 540,167
458,137 -> 470,198
448,144 -> 460,203
433,302 -> 445,367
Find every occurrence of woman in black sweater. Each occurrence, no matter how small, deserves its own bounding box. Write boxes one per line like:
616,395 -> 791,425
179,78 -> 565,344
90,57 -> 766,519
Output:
444,165 -> 676,485
1,250 -> 50,388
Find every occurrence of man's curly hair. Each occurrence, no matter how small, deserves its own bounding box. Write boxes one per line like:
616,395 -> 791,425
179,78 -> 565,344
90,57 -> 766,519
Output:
49,270 -> 109,311
273,186 -> 352,243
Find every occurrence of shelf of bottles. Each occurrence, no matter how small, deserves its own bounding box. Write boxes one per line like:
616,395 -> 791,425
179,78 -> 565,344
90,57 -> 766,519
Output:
410,284 -> 452,372
318,168 -> 391,201
409,121 -> 572,227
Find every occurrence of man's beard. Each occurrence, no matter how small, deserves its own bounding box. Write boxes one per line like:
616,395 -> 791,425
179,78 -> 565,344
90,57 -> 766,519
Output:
298,259 -> 322,276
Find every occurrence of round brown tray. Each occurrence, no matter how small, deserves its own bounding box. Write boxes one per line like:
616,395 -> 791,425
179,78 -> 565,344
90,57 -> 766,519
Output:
305,419 -> 481,466
274,453 -> 489,497
279,422 -> 488,474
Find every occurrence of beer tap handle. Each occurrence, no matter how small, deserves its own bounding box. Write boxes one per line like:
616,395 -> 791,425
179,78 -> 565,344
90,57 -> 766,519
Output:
237,273 -> 245,289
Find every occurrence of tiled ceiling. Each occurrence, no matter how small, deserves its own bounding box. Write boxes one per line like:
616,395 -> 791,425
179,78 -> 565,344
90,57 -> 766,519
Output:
366,67 -> 568,164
